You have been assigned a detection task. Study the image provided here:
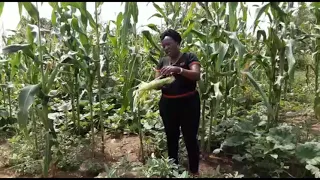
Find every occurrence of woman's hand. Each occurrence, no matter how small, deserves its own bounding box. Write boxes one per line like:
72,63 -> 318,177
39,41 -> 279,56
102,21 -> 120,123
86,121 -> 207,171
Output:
160,66 -> 181,76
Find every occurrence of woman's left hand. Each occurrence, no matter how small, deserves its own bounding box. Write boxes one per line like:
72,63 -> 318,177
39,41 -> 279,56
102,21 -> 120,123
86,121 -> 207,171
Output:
160,66 -> 180,76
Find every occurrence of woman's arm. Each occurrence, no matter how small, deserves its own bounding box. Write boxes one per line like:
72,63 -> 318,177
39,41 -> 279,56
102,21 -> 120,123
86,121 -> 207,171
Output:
179,63 -> 200,81
160,63 -> 201,81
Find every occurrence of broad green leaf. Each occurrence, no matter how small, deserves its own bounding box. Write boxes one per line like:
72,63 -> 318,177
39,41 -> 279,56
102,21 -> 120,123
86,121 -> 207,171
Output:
285,39 -> 296,79
296,142 -> 320,165
267,124 -> 296,147
222,135 -> 248,147
2,44 -> 30,54
22,2 -> 39,21
0,2 -> 4,17
17,84 -> 41,131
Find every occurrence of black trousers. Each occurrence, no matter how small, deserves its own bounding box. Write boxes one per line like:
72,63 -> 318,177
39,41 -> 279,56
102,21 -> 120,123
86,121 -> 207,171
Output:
159,91 -> 200,173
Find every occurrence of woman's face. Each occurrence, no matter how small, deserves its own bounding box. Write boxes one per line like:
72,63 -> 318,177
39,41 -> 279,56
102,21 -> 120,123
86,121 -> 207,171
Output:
161,36 -> 179,58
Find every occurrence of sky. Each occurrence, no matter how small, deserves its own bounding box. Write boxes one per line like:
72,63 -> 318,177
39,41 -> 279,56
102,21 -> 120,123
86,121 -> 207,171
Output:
0,2 -> 269,47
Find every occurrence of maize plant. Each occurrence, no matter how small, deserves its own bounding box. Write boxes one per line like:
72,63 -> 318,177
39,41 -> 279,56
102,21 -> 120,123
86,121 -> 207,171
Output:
1,1 -> 320,178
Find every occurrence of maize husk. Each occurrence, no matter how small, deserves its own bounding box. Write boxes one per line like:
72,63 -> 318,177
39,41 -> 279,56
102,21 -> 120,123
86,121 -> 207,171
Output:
133,76 -> 175,112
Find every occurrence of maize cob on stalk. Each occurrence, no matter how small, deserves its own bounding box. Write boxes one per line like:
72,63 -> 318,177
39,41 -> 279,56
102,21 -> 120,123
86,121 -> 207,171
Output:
133,76 -> 175,112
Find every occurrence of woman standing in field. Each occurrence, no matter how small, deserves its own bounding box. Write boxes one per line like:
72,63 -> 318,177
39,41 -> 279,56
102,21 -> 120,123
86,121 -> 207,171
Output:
155,29 -> 201,176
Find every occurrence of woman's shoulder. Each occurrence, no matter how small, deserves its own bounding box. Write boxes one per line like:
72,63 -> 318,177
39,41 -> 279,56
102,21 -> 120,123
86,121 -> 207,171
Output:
183,52 -> 199,61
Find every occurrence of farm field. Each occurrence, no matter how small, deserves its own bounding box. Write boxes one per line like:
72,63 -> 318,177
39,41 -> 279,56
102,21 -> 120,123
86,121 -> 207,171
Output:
0,2 -> 320,178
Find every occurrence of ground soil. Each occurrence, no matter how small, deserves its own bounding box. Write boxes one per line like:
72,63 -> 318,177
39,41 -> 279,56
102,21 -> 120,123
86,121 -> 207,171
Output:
0,133 -> 233,178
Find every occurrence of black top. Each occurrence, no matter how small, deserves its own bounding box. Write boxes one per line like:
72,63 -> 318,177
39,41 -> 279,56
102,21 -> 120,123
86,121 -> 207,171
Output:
156,52 -> 200,96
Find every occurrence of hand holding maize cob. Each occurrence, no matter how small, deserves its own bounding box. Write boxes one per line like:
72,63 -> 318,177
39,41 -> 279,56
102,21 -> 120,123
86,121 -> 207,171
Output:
132,76 -> 175,112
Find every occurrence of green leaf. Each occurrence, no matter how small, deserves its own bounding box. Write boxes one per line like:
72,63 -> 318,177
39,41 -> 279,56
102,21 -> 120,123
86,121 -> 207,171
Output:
48,2 -> 58,9
17,84 -> 41,132
0,2 -> 4,17
22,2 -> 39,21
181,22 -> 195,39
214,41 -> 229,73
147,23 -> 160,33
191,29 -> 206,42
152,2 -> 168,22
228,2 -> 238,31
18,3 -> 23,18
296,142 -> 320,165
270,2 -> 287,22
71,18 -> 89,47
182,2 -> 196,25
121,2 -> 131,48
225,31 -> 246,61
306,164 -> 320,178
222,135 -> 248,147
241,71 -> 273,117
267,124 -> 296,149
240,2 -> 247,22
148,13 -> 163,20
2,44 -> 30,54
131,2 -> 139,24
142,30 -> 161,52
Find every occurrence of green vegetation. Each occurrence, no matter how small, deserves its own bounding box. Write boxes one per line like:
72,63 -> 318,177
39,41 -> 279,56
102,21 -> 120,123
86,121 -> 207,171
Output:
0,2 -> 320,178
